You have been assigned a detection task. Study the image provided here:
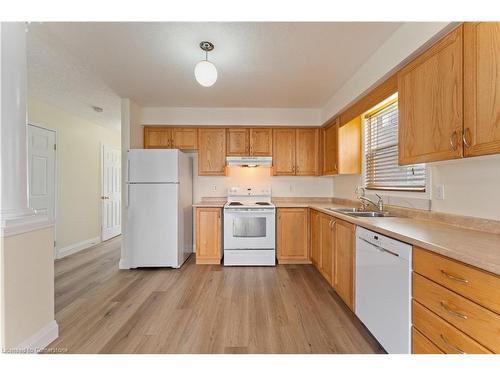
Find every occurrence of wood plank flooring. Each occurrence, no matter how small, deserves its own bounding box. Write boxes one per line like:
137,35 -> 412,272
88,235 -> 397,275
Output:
50,238 -> 384,354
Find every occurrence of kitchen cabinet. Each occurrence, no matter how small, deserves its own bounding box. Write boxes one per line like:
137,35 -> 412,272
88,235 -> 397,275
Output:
198,128 -> 227,176
338,118 -> 361,174
277,208 -> 310,264
310,210 -> 335,285
412,327 -> 443,354
195,207 -> 222,264
273,128 -> 319,176
463,22 -> 500,157
144,127 -> 198,150
250,128 -> 273,156
398,26 -> 463,165
333,218 -> 355,310
310,210 -> 321,268
322,120 -> 338,175
226,128 -> 249,156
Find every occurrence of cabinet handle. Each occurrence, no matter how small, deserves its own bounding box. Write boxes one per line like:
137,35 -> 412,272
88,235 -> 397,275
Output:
449,130 -> 458,151
440,334 -> 465,354
441,270 -> 469,284
329,219 -> 333,228
462,127 -> 471,149
440,301 -> 468,320
296,165 -> 299,173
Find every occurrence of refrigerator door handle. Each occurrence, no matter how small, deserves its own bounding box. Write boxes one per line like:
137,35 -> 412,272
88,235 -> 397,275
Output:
127,159 -> 131,182
126,184 -> 130,208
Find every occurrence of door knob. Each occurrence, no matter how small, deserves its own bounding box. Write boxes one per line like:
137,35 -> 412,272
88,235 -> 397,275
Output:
101,196 -> 110,200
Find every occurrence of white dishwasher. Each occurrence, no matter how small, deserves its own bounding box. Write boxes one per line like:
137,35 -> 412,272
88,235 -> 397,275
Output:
355,226 -> 412,354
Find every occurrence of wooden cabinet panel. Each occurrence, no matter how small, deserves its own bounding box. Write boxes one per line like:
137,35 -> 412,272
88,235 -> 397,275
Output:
198,128 -> 226,176
250,128 -> 272,156
226,128 -> 249,156
144,127 -> 171,148
319,213 -> 334,284
464,22 -> 500,157
333,219 -> 355,310
277,208 -> 309,263
413,247 -> 500,314
296,128 -> 319,175
413,300 -> 492,354
413,272 -> 500,353
398,26 -> 463,165
195,208 -> 222,264
338,118 -> 361,174
322,121 -> 338,175
171,128 -> 198,149
412,327 -> 443,354
310,210 -> 321,268
273,129 -> 296,176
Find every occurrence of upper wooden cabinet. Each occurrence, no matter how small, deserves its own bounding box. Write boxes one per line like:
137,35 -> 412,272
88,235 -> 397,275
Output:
338,118 -> 362,174
463,22 -> 500,157
273,128 -> 319,176
226,128 -> 273,156
277,208 -> 310,264
198,128 -> 226,176
398,26 -> 464,165
144,126 -> 198,150
333,219 -> 355,310
250,128 -> 273,156
226,128 -> 249,156
322,120 -> 339,175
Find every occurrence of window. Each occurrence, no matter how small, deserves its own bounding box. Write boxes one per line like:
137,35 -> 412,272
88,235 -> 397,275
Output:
364,96 -> 426,192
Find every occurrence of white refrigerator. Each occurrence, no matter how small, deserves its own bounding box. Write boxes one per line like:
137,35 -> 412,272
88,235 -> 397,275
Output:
124,149 -> 193,268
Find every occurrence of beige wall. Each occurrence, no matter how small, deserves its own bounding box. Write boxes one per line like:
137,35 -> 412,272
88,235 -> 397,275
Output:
1,227 -> 55,348
27,98 -> 121,251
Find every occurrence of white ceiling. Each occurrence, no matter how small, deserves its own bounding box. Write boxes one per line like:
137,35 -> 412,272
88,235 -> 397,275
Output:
27,22 -> 404,129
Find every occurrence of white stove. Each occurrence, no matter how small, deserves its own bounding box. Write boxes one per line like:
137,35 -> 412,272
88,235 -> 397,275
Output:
223,187 -> 276,266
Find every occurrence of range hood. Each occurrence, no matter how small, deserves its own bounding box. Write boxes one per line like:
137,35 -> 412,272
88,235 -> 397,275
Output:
226,156 -> 272,167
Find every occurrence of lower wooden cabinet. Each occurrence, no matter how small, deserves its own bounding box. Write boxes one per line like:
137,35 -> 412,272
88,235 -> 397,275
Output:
195,207 -> 222,264
310,211 -> 335,284
412,327 -> 443,354
277,208 -> 310,264
333,219 -> 355,310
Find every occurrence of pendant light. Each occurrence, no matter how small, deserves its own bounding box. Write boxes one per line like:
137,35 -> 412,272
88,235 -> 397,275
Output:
194,41 -> 217,87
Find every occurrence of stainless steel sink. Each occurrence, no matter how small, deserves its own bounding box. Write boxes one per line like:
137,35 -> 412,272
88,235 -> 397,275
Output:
326,207 -> 393,218
326,207 -> 364,213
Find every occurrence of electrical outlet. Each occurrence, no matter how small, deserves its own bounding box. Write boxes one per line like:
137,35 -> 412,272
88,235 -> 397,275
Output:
289,185 -> 293,192
434,184 -> 445,200
212,185 -> 217,192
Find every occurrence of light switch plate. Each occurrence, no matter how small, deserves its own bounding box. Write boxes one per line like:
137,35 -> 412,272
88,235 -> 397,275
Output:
434,184 -> 445,200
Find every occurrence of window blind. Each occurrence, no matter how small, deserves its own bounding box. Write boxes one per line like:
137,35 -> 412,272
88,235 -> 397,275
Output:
364,100 -> 426,191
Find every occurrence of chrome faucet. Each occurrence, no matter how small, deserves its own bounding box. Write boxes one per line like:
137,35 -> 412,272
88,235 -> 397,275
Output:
359,194 -> 384,212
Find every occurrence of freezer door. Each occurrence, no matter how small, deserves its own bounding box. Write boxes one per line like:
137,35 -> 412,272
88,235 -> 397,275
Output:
127,149 -> 179,183
127,183 -> 179,267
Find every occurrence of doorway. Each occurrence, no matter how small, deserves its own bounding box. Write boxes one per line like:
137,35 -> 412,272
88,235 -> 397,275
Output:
101,144 -> 121,241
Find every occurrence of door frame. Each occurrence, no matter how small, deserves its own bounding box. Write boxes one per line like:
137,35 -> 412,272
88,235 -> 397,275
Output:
100,143 -> 122,241
27,123 -> 58,258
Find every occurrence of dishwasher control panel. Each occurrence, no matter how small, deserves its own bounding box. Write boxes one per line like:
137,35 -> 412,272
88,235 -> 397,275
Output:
356,226 -> 412,261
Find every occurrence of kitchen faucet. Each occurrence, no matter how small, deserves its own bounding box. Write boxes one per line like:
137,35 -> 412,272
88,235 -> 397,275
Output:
355,187 -> 384,212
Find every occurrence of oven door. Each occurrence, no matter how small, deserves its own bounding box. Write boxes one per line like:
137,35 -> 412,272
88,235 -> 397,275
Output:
224,208 -> 275,250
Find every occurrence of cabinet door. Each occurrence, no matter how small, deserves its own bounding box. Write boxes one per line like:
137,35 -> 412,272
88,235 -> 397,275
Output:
226,128 -> 249,156
323,121 -> 338,175
277,208 -> 309,263
310,210 -> 321,268
338,117 -> 361,174
296,128 -> 319,175
171,128 -> 198,150
198,129 -> 226,176
464,22 -> 500,157
196,208 -> 222,264
319,213 -> 334,285
334,219 -> 355,310
250,128 -> 272,156
144,127 -> 171,149
273,129 -> 296,176
398,26 -> 463,165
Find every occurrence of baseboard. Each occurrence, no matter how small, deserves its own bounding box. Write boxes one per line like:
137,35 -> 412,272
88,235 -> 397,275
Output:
14,320 -> 59,353
56,236 -> 100,259
118,258 -> 130,269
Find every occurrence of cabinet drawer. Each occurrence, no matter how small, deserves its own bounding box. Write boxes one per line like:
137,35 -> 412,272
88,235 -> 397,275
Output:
412,327 -> 443,354
413,300 -> 492,354
413,273 -> 500,353
414,247 -> 500,314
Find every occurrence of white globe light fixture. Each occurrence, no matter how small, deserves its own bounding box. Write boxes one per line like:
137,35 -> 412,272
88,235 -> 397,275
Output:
194,41 -> 217,87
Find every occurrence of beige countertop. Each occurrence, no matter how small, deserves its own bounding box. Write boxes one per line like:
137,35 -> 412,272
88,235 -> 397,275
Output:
193,198 -> 500,275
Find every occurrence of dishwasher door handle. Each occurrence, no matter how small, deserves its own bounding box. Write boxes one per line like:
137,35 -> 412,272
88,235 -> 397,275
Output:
358,237 -> 400,257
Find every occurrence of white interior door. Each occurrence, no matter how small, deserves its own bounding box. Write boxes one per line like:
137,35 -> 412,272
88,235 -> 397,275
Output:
101,145 -> 121,241
27,125 -> 56,223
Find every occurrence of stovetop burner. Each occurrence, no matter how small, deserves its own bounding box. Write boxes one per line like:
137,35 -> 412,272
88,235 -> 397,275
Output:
228,202 -> 243,206
255,202 -> 271,206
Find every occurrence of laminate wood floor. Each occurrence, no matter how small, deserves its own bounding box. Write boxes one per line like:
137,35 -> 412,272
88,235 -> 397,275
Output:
49,237 -> 384,354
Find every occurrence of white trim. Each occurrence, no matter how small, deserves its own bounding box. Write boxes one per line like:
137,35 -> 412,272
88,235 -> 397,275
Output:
118,258 -> 130,269
13,320 -> 59,354
56,236 -> 100,259
1,215 -> 54,238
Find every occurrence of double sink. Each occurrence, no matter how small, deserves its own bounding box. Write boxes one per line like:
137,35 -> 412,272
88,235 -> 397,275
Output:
326,207 -> 393,218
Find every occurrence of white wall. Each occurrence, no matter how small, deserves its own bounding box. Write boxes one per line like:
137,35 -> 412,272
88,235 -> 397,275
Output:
189,153 -> 333,202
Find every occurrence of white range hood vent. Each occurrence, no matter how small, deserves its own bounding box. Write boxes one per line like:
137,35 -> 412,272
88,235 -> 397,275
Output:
226,156 -> 272,168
